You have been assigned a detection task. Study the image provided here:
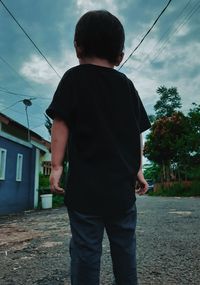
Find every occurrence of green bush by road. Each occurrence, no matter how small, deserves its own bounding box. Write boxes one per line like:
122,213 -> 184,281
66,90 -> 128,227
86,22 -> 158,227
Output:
148,181 -> 200,197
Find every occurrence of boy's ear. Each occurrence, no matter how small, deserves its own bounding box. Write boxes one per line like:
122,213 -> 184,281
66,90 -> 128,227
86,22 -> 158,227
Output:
115,52 -> 124,66
74,41 -> 83,59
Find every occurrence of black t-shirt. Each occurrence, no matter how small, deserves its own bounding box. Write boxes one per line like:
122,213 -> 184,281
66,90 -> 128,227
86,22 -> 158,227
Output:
46,64 -> 151,215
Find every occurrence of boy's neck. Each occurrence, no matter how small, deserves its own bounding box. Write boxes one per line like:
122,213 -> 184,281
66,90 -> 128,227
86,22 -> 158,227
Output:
79,57 -> 114,68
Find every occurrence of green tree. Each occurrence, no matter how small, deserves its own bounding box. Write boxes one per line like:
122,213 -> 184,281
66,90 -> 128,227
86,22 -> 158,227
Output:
154,86 -> 182,119
143,163 -> 161,181
188,103 -> 200,138
144,110 -> 192,182
144,87 -> 200,183
187,103 -> 200,168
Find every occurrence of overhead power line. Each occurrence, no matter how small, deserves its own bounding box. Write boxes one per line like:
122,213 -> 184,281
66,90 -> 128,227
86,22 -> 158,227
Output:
0,0 -> 61,79
0,55 -> 35,91
5,108 -> 25,115
0,100 -> 21,112
0,97 -> 35,114
135,0 -> 194,71
0,56 -> 52,106
147,0 -> 200,67
118,0 -> 172,70
31,122 -> 46,130
0,86 -> 50,100
0,55 -> 38,93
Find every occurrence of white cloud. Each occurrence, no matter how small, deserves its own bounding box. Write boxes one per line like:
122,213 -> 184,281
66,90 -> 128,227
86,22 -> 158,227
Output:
20,55 -> 59,86
121,35 -> 200,114
20,50 -> 78,88
76,0 -> 120,17
123,37 -> 159,68
175,24 -> 190,37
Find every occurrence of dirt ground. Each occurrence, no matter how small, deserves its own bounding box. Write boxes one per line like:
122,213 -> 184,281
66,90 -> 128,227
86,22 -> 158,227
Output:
0,196 -> 200,285
0,206 -> 116,285
0,207 -> 72,285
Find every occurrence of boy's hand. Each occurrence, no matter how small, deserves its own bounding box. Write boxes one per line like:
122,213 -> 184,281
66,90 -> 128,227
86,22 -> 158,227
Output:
50,166 -> 65,195
135,170 -> 148,195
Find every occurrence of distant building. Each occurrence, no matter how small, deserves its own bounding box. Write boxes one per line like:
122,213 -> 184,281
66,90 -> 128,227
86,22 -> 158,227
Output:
0,113 -> 51,215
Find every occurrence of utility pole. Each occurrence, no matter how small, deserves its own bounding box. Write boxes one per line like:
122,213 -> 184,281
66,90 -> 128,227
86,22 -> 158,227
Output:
22,99 -> 32,142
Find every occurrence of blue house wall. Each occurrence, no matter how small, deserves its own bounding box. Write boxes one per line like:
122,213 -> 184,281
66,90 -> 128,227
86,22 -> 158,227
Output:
0,136 -> 36,215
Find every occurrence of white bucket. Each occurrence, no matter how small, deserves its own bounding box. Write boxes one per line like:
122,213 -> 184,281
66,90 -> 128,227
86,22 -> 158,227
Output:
40,194 -> 53,209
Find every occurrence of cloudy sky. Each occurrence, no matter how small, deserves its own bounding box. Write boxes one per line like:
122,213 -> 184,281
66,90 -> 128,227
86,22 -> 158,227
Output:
0,0 -> 199,140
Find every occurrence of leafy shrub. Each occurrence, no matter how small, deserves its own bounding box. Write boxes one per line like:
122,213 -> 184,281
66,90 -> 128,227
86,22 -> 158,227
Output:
39,173 -> 50,188
148,181 -> 200,197
53,195 -> 65,208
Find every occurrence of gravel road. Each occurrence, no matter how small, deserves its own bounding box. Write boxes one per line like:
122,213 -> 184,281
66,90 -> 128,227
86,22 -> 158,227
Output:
0,195 -> 199,285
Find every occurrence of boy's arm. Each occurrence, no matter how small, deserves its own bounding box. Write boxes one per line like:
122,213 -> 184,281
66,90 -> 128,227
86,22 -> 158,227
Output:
135,134 -> 148,195
50,118 -> 69,194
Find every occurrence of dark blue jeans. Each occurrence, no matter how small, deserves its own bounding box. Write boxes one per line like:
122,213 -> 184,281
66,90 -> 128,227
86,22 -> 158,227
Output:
67,204 -> 137,285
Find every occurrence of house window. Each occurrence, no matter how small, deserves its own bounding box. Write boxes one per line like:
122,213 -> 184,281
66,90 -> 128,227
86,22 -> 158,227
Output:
16,154 -> 23,181
0,148 -> 7,180
43,161 -> 51,176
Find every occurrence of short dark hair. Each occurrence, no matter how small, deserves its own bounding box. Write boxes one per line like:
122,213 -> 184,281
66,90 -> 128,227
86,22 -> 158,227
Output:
74,10 -> 125,64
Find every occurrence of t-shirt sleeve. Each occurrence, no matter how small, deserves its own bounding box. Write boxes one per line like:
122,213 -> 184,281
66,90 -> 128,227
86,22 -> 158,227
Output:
46,70 -> 75,126
129,80 -> 151,133
136,92 -> 151,133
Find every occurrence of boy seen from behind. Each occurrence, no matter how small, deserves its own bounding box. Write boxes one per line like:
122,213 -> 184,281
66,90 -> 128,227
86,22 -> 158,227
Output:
46,10 -> 151,285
